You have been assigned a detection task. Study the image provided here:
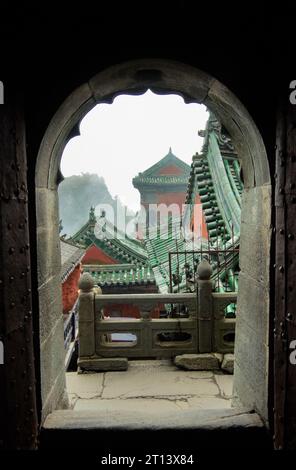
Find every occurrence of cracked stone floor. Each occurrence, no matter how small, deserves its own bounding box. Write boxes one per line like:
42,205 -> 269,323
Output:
66,360 -> 233,413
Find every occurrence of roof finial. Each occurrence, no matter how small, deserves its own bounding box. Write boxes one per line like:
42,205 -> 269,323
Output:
89,206 -> 96,223
169,146 -> 172,154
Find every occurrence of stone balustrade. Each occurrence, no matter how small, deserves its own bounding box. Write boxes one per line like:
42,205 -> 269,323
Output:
77,261 -> 237,371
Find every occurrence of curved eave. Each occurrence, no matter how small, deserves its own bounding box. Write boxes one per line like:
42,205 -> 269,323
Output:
189,128 -> 242,243
133,177 -> 190,188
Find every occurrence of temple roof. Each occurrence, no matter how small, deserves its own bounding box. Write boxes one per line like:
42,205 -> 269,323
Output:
66,118 -> 242,294
145,215 -> 239,295
145,113 -> 242,294
68,210 -> 156,288
132,148 -> 190,188
83,263 -> 155,287
145,217 -> 203,293
60,239 -> 85,282
185,112 -> 243,243
69,209 -> 148,266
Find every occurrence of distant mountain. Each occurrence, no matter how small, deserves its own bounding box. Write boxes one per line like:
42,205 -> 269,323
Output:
58,173 -> 135,237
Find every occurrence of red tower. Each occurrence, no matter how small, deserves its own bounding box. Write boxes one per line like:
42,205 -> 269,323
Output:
132,148 -> 191,238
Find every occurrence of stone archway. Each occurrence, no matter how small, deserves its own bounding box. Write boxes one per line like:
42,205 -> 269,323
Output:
35,59 -> 271,423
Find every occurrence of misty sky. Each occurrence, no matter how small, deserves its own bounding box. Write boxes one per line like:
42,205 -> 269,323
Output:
61,90 -> 209,212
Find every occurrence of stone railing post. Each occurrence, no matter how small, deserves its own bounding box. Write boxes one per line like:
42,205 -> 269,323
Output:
140,301 -> 153,321
197,259 -> 213,353
78,272 -> 95,358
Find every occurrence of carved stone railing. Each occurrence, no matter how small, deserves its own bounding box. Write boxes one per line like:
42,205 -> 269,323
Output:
94,292 -> 197,359
83,263 -> 155,286
77,261 -> 237,370
212,292 -> 237,353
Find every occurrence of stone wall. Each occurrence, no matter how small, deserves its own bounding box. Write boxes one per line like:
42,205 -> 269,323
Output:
233,185 -> 272,423
36,187 -> 68,421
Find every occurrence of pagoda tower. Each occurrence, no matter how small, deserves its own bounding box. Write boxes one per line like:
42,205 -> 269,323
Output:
132,148 -> 191,238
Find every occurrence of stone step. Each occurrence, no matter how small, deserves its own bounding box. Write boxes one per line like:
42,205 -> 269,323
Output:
40,407 -> 272,450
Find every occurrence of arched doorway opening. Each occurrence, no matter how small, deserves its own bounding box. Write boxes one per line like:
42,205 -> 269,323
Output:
35,59 -> 271,424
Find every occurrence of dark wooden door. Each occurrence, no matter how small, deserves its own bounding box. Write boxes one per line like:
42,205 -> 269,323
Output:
274,97 -> 296,449
0,100 -> 38,449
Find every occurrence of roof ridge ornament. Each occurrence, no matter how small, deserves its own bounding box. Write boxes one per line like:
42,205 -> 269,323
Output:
89,206 -> 97,224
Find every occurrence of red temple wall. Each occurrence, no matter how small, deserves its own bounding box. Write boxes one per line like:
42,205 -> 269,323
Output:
103,303 -> 162,319
156,165 -> 183,176
137,190 -> 188,239
82,244 -> 117,265
156,191 -> 187,211
62,264 -> 81,314
190,193 -> 208,239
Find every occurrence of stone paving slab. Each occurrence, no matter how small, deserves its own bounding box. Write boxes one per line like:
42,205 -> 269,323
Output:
214,374 -> 233,398
175,353 -> 220,370
187,397 -> 232,409
68,393 -> 79,408
74,398 -> 183,413
120,360 -> 213,378
74,396 -> 231,412
66,360 -> 233,413
102,370 -> 219,399
66,372 -> 104,398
